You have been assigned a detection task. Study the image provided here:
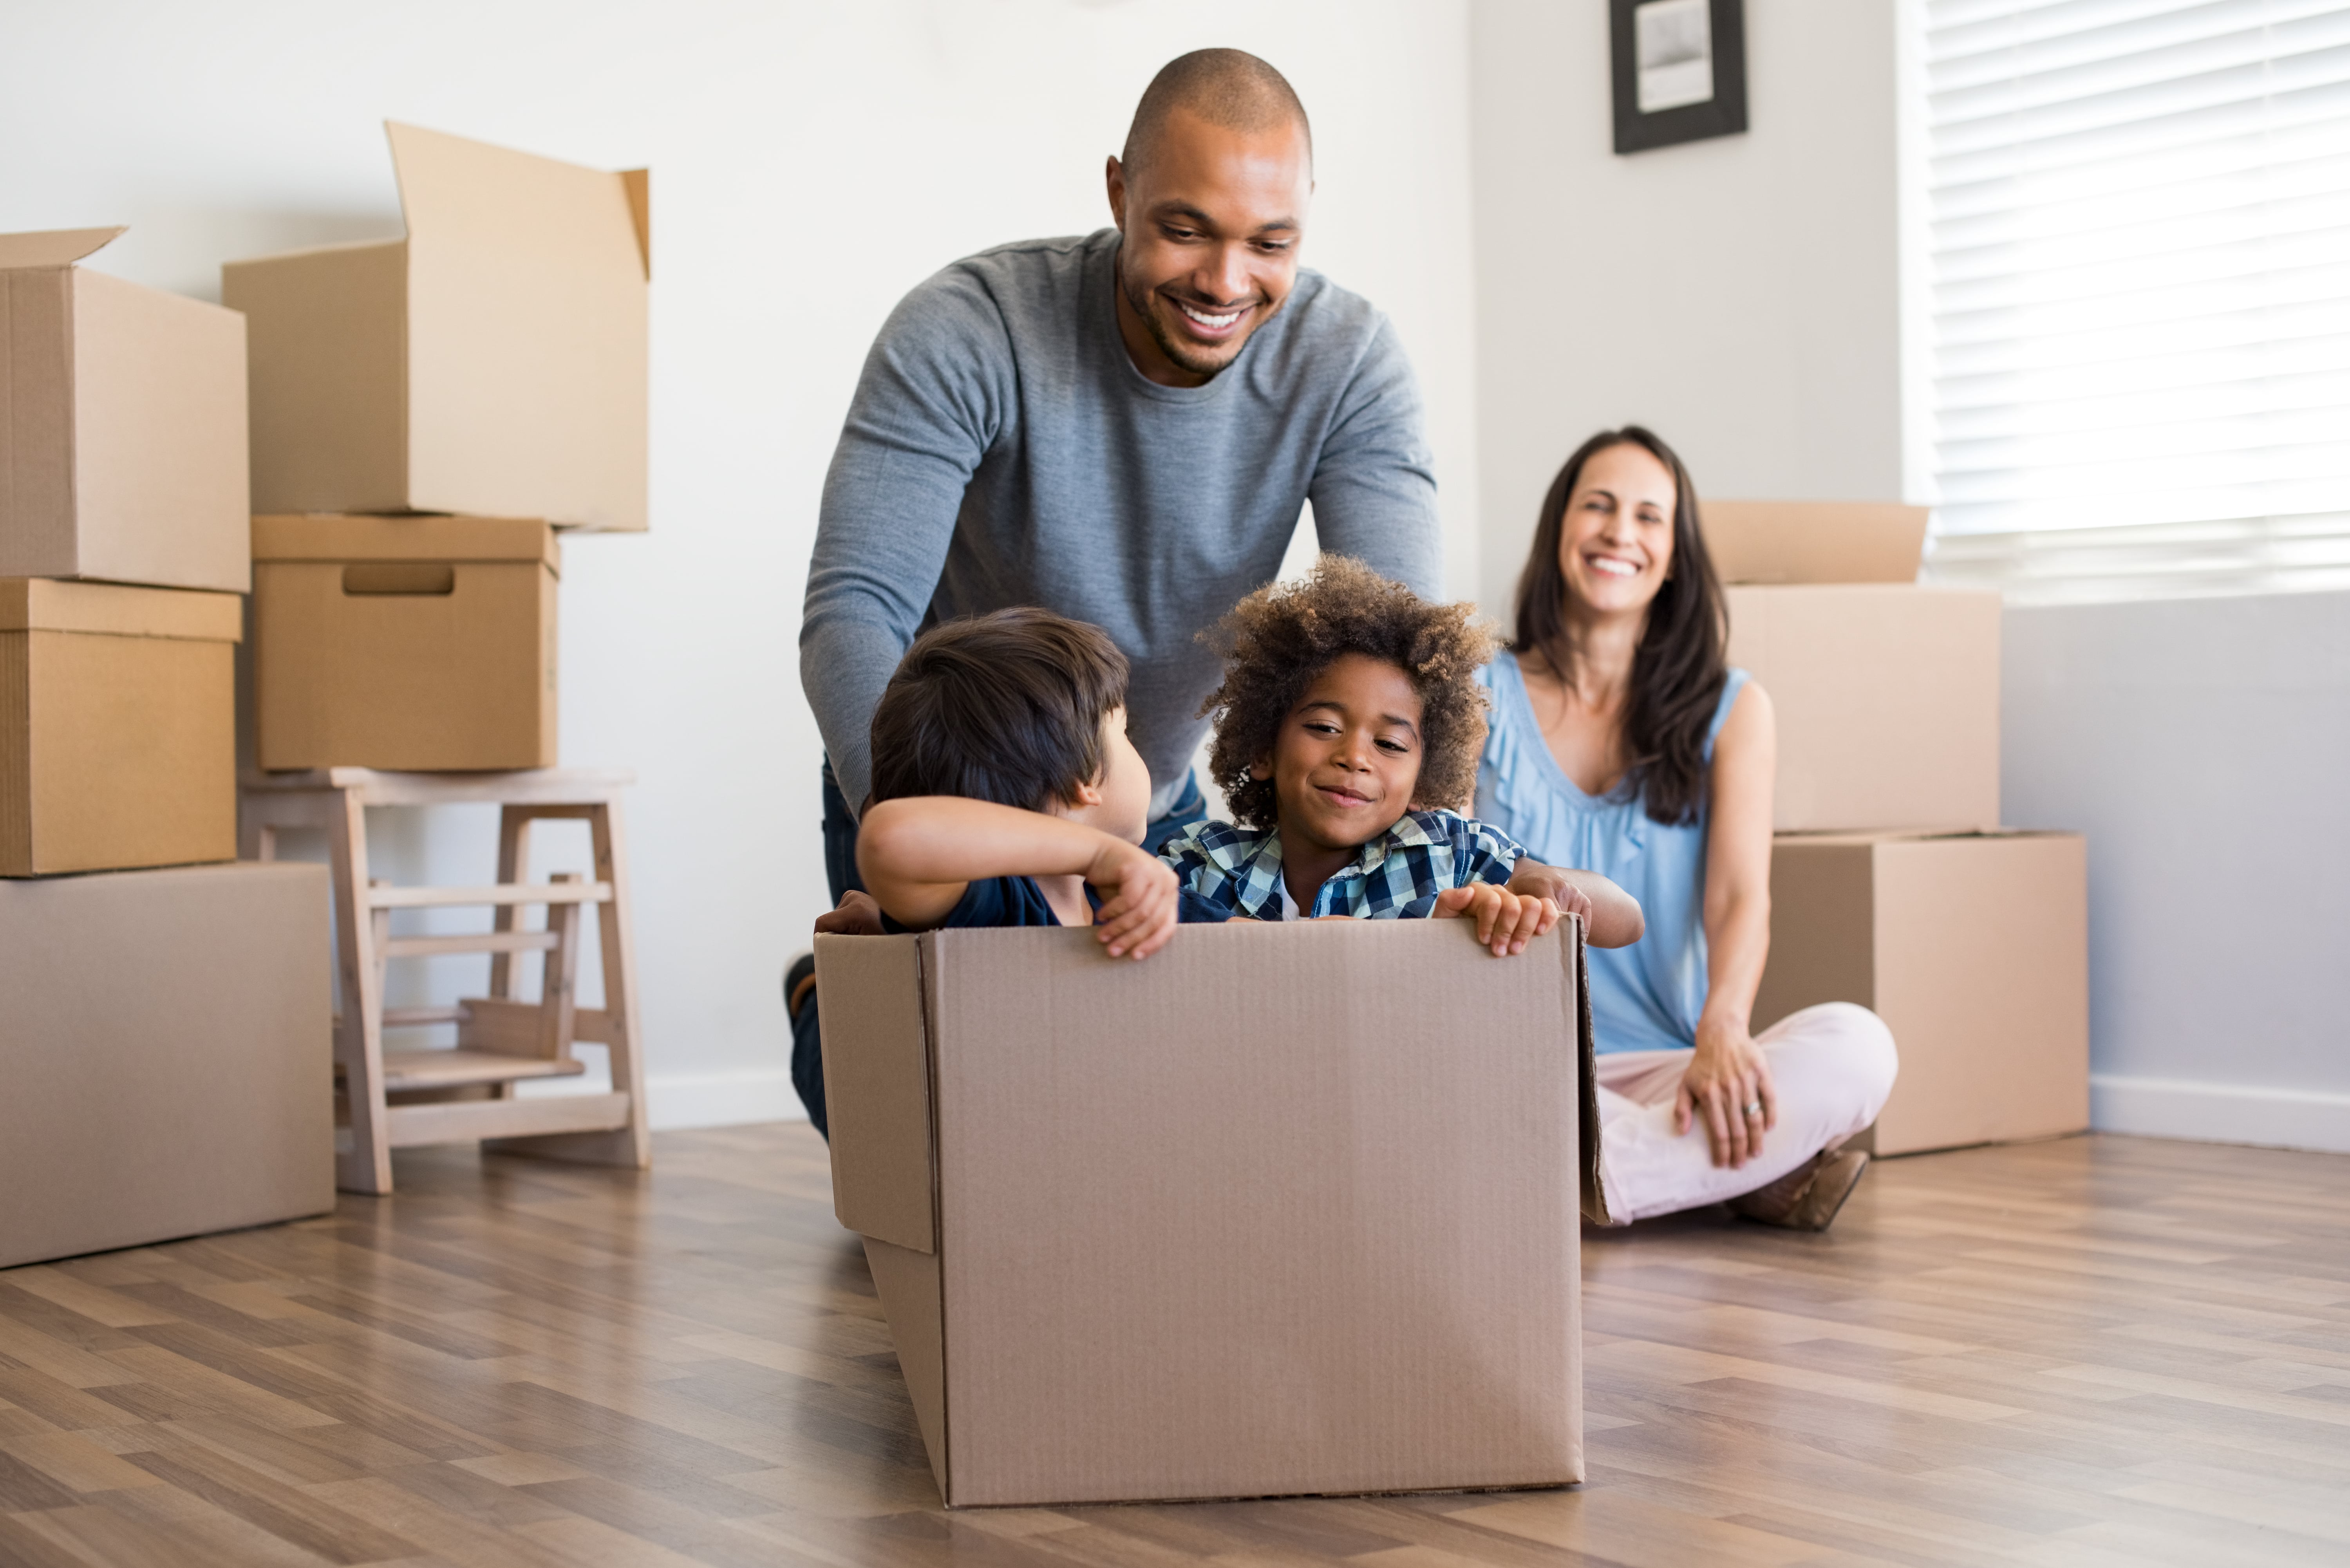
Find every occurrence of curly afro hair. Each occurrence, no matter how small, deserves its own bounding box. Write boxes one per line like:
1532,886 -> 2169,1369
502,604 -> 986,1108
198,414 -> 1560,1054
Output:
1199,555 -> 1496,829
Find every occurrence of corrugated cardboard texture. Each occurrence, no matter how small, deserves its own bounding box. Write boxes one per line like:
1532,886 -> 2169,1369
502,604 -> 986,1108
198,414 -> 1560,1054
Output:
862,1236 -> 948,1498
1755,831 -> 2090,1156
1701,500 -> 1928,584
815,934 -> 936,1253
1,581 -> 240,877
0,861 -> 334,1268
223,240 -> 409,516
251,516 -> 558,771
924,920 -> 1584,1507
0,230 -> 249,593
1726,585 -> 2000,833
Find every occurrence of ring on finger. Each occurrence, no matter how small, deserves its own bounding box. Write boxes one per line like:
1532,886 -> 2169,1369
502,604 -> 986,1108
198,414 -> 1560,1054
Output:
1743,1100 -> 1764,1118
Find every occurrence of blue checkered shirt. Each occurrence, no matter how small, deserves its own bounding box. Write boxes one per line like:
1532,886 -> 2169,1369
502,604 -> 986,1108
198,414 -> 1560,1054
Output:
1159,809 -> 1528,921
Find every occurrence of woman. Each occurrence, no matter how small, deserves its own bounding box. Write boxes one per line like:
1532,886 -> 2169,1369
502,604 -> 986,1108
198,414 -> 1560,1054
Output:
1477,428 -> 1896,1230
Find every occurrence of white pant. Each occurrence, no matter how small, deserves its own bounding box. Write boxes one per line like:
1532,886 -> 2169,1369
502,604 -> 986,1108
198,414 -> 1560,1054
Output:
1594,1002 -> 1898,1225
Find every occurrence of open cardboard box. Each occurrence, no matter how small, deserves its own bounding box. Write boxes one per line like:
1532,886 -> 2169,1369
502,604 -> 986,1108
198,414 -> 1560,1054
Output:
816,918 -> 1604,1508
224,123 -> 649,531
0,228 -> 250,593
2,578 -> 239,876
1754,829 -> 2089,1156
250,513 -> 558,772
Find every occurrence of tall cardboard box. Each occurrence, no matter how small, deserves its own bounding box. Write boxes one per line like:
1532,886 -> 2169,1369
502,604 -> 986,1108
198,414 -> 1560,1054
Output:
222,123 -> 649,532
1725,584 -> 2002,833
818,920 -> 1604,1508
2,578 -> 239,876
251,514 -> 557,771
1701,500 -> 1927,586
0,861 -> 334,1268
0,228 -> 250,592
1753,830 -> 2089,1156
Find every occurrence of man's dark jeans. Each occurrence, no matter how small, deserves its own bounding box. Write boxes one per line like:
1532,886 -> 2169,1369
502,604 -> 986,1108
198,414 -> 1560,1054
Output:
792,760 -> 1208,1138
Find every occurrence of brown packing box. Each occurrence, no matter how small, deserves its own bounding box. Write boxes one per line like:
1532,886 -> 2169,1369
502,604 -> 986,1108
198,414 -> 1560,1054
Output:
1,578 -> 239,876
1725,583 -> 2001,833
0,228 -> 250,592
1700,500 -> 1928,585
1753,830 -> 2089,1156
817,919 -> 1605,1508
251,513 -> 557,771
223,123 -> 649,532
0,860 -> 335,1268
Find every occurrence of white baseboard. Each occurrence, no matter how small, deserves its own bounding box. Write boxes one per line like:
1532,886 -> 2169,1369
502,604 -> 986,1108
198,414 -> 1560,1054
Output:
645,1067 -> 809,1131
2092,1073 -> 2350,1155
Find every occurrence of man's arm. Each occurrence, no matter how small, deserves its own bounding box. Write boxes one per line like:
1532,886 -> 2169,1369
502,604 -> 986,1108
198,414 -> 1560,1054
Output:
801,270 -> 1013,812
1304,314 -> 1443,598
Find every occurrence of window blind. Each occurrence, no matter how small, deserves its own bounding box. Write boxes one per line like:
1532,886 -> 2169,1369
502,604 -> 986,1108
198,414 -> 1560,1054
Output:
1918,0 -> 2350,601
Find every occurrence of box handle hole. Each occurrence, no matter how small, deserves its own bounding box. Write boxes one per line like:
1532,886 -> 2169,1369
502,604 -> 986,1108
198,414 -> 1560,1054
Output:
342,564 -> 456,596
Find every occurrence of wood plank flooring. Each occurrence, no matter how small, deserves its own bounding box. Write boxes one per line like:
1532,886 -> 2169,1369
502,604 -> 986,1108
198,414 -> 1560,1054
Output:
3,1127 -> 2348,1566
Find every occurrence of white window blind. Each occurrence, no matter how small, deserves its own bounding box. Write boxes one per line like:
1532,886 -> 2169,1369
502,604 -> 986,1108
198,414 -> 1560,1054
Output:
1918,0 -> 2350,602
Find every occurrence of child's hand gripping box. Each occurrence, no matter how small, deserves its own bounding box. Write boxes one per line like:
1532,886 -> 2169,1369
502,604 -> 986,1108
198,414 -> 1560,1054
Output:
816,917 -> 1606,1508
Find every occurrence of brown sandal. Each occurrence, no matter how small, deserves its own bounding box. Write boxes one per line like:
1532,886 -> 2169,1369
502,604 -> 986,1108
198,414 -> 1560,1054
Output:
1728,1148 -> 1871,1232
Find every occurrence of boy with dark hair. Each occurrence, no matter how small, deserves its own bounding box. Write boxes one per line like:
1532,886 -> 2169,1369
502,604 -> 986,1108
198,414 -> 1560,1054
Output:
787,608 -> 1223,1137
1164,556 -> 1644,949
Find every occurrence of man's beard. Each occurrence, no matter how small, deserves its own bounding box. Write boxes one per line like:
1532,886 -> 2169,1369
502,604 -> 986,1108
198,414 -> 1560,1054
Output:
1120,259 -> 1245,381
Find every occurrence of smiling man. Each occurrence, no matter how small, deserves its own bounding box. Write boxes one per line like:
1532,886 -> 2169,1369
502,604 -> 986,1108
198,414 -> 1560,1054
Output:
800,49 -> 1442,905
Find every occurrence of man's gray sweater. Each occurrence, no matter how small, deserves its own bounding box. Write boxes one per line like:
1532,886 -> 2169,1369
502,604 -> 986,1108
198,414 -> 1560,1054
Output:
801,228 -> 1442,815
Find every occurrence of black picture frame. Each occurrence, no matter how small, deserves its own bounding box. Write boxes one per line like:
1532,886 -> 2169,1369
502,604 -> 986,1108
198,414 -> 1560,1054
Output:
1611,0 -> 1748,155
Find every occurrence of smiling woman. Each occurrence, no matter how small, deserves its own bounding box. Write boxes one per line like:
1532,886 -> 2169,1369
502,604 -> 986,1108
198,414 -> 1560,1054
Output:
1476,427 -> 1898,1231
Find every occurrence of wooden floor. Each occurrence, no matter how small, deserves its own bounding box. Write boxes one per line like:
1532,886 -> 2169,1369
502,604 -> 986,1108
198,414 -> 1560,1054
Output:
3,1130 -> 2349,1568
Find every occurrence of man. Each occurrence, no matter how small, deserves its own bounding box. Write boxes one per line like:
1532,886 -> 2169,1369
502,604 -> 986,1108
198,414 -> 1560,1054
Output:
801,47 -> 1441,891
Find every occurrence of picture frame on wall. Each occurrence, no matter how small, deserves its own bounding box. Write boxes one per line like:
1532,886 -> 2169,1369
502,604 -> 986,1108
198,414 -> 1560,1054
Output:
1611,0 -> 1748,155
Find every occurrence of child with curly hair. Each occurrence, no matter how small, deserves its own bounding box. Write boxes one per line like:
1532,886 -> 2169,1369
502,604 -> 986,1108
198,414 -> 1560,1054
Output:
1162,555 -> 1644,953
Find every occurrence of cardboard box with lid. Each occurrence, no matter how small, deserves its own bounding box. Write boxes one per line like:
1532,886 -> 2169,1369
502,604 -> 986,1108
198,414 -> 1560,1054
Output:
2,578 -> 240,876
817,918 -> 1605,1508
0,860 -> 334,1268
0,228 -> 250,593
1701,500 -> 2001,833
251,513 -> 559,772
223,123 -> 649,533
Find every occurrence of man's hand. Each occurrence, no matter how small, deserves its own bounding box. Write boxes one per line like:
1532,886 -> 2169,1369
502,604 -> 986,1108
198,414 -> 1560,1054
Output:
1506,862 -> 1594,932
1675,1015 -> 1779,1168
1086,838 -> 1181,960
1432,882 -> 1558,956
814,890 -> 886,936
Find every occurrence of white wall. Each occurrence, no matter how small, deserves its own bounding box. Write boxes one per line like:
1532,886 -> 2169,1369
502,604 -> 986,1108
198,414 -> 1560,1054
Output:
2005,593 -> 2350,1154
2,0 -> 1476,1126
1466,0 -> 1905,615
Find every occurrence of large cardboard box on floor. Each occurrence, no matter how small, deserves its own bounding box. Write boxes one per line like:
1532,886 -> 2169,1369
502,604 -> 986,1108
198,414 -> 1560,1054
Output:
251,513 -> 557,772
0,228 -> 250,592
1725,583 -> 2001,833
2,578 -> 239,876
222,123 -> 649,531
817,919 -> 1604,1508
0,861 -> 335,1268
1754,830 -> 2088,1156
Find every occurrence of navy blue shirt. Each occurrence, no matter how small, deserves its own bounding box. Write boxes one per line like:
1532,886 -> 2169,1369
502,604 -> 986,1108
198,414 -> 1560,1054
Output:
882,875 -> 1230,933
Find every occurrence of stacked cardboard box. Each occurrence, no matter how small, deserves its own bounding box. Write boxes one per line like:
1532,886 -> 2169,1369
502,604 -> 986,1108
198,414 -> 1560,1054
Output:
1704,500 -> 2089,1155
224,122 -> 649,770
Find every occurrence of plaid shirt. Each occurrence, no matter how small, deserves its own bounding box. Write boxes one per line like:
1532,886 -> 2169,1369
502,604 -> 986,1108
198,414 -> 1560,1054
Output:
1159,809 -> 1527,921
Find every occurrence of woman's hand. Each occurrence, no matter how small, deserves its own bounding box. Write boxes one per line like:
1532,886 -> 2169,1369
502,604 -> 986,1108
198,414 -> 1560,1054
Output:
1086,838 -> 1180,960
1433,882 -> 1558,956
1676,1014 -> 1779,1168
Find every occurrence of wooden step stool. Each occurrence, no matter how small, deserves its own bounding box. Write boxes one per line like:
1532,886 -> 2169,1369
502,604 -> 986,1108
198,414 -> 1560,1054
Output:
240,767 -> 651,1194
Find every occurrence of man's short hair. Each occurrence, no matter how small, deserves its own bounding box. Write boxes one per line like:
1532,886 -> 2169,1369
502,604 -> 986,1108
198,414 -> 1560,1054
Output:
868,609 -> 1130,813
1121,48 -> 1312,179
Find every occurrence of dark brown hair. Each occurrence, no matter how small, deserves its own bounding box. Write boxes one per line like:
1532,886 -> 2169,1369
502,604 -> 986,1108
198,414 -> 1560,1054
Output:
868,609 -> 1128,812
1200,555 -> 1494,829
1511,426 -> 1728,826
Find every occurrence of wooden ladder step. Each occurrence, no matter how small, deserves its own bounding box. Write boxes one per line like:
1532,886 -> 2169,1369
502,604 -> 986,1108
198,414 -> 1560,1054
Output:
383,1091 -> 633,1148
381,1049 -> 589,1091
380,930 -> 563,961
367,882 -> 611,910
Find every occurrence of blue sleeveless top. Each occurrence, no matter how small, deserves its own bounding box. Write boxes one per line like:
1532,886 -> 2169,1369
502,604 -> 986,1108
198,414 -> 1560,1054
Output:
1474,651 -> 1750,1056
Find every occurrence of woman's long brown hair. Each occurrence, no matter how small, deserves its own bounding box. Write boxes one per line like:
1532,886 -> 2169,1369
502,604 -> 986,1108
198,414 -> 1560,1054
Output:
1510,426 -> 1728,826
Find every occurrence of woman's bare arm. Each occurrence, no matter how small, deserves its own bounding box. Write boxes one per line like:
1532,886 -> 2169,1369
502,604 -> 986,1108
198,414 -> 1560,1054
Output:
1679,681 -> 1779,1167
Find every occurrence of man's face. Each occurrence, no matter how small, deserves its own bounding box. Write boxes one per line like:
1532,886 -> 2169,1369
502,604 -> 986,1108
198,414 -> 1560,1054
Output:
1106,108 -> 1312,386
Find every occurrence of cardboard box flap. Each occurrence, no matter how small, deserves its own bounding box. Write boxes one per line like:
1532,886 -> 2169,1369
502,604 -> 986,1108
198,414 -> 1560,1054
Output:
1701,501 -> 1928,584
621,170 -> 651,280
387,121 -> 647,282
0,579 -> 241,643
0,227 -> 126,271
815,933 -> 938,1254
251,514 -> 560,573
1571,919 -> 1609,1227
